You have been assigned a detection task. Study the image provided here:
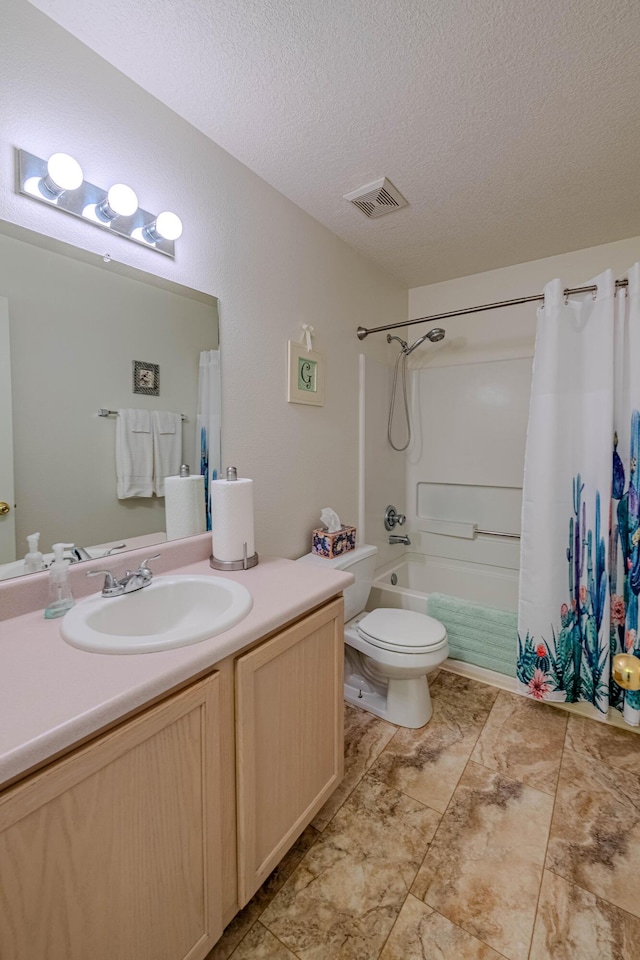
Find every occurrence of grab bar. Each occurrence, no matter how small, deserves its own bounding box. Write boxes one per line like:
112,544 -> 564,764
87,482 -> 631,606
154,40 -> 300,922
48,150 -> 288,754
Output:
475,528 -> 520,539
418,518 -> 520,540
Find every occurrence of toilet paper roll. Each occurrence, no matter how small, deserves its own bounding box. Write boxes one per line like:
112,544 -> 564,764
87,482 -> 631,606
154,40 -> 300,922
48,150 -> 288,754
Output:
211,477 -> 255,562
164,475 -> 206,540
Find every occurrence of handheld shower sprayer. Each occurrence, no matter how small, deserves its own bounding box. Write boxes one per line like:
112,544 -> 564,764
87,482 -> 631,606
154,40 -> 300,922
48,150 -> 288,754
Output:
387,327 -> 446,450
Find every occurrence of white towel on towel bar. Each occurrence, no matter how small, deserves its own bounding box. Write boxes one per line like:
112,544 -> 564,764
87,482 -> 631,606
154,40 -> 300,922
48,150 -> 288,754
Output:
152,411 -> 183,496
116,409 -> 153,498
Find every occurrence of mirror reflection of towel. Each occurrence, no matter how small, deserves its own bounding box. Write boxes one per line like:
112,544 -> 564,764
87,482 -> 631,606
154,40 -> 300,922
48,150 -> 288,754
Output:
116,409 -> 153,498
152,411 -> 183,496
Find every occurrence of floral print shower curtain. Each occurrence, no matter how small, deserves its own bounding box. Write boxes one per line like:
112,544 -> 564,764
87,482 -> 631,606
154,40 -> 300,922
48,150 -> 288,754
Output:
517,272 -> 617,719
609,264 -> 640,725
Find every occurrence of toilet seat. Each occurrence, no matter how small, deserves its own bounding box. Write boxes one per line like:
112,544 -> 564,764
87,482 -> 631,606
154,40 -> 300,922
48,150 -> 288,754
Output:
357,608 -> 447,655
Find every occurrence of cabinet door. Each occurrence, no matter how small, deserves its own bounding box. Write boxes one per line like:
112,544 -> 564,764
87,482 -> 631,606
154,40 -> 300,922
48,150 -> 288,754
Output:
236,598 -> 344,904
0,673 -> 222,960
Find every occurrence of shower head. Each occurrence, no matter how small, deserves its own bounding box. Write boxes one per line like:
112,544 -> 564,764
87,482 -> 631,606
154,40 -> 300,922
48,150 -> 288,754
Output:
404,327 -> 446,355
427,327 -> 445,342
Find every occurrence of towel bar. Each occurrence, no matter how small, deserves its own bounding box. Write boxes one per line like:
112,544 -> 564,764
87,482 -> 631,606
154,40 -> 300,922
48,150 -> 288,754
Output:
98,408 -> 187,421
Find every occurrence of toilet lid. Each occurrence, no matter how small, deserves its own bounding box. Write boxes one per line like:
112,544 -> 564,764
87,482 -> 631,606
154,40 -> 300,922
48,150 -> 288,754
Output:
357,608 -> 447,653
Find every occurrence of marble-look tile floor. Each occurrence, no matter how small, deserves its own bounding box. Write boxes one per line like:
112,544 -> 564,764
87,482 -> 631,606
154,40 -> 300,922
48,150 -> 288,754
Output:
208,670 -> 640,960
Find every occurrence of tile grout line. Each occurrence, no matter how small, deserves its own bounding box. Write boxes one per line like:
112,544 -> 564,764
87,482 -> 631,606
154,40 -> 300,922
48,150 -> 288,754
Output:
416,683 -> 501,852
525,706 -> 567,960
417,686 -> 521,959
418,688 -> 559,960
544,864 -> 640,923
313,716 -> 399,832
341,685 -> 497,960
225,827 -> 324,960
236,711 -> 397,958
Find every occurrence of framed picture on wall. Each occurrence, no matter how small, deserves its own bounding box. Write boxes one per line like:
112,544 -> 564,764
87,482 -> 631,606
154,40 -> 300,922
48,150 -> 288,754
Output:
287,340 -> 324,406
133,360 -> 160,396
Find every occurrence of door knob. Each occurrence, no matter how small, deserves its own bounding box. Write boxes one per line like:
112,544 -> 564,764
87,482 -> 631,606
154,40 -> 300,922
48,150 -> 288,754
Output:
0,501 -> 10,516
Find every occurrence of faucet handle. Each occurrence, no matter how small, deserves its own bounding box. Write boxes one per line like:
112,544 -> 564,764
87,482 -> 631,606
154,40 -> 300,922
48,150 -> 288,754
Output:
133,554 -> 161,582
384,505 -> 406,531
86,569 -> 123,597
103,543 -> 127,556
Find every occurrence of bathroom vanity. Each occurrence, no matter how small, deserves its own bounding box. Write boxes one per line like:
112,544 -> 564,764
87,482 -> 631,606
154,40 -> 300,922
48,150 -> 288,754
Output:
0,539 -> 351,960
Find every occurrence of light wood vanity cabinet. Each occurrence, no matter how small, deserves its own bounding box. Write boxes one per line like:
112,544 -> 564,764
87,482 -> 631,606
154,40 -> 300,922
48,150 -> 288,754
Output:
0,595 -> 344,960
235,597 -> 344,904
0,672 -> 222,960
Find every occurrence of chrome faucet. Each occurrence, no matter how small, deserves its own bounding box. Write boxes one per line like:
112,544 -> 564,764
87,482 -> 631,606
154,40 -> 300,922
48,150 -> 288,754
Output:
70,543 -> 127,563
69,546 -> 92,562
87,554 -> 161,598
388,534 -> 411,546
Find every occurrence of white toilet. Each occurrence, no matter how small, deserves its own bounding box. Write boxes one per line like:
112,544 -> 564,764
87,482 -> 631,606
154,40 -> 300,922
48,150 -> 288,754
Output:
297,544 -> 448,728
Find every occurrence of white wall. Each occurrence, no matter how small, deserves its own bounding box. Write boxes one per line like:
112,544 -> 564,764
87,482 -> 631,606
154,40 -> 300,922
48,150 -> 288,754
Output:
406,234 -> 640,581
0,1 -> 406,560
408,235 -> 640,367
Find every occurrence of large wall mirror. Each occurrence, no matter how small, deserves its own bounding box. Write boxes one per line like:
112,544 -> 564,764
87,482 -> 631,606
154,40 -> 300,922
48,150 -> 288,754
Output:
0,220 -> 220,581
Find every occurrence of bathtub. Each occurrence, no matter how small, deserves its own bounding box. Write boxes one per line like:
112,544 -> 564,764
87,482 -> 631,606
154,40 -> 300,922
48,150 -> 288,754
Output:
367,553 -> 520,685
368,553 -> 519,613
367,553 -> 640,729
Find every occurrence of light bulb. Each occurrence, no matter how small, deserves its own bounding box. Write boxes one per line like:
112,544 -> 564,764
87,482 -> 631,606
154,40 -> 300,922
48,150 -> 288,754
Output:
155,211 -> 183,240
141,210 -> 183,244
96,183 -> 138,221
45,153 -> 83,193
106,183 -> 138,217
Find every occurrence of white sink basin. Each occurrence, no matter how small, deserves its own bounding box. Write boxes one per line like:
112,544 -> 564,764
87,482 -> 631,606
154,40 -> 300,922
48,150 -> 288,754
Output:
61,575 -> 253,654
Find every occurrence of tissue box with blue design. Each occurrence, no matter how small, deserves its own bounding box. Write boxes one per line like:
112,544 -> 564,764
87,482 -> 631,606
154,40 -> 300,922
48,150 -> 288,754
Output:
312,525 -> 357,558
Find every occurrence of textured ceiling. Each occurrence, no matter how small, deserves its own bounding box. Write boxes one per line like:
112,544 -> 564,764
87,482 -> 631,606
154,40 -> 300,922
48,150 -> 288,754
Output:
27,0 -> 640,287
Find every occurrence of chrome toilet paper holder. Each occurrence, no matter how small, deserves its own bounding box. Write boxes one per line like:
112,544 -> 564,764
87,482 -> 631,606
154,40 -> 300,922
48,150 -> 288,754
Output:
210,540 -> 259,572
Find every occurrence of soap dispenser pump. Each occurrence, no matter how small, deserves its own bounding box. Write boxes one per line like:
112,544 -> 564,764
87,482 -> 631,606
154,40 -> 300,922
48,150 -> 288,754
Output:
44,542 -> 75,619
24,532 -> 44,574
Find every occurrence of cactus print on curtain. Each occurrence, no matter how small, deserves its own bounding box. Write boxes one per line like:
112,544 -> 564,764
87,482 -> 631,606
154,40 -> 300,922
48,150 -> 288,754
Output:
519,265 -> 640,725
517,272 -> 615,716
609,264 -> 640,724
518,476 -> 610,713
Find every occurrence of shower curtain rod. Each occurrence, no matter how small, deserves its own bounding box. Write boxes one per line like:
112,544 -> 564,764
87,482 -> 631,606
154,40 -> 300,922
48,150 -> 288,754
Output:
356,278 -> 629,341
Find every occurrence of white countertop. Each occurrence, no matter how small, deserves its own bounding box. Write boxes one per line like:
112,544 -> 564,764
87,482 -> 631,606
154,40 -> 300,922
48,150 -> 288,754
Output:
0,555 -> 352,789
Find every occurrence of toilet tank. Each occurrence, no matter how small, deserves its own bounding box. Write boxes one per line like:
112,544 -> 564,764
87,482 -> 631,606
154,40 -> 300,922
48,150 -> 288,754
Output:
296,544 -> 378,621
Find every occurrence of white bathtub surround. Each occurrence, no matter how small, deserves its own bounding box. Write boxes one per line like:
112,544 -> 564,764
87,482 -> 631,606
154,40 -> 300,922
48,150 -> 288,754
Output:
359,354 -> 407,568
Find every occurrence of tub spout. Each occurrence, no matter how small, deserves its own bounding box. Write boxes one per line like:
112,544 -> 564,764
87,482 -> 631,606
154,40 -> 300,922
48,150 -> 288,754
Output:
389,534 -> 411,546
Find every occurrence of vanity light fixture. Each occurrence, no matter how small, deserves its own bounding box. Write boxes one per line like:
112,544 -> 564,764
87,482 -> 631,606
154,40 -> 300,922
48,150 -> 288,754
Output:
16,148 -> 181,258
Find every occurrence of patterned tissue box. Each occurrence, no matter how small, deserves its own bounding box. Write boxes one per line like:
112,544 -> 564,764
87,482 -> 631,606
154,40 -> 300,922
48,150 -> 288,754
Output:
312,525 -> 357,559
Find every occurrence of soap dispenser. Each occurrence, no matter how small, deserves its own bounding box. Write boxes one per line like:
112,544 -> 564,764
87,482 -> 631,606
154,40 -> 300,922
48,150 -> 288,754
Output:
44,542 -> 75,619
24,532 -> 44,574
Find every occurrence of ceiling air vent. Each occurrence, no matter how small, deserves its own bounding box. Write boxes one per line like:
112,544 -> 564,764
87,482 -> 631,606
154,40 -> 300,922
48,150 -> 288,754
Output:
343,177 -> 408,219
